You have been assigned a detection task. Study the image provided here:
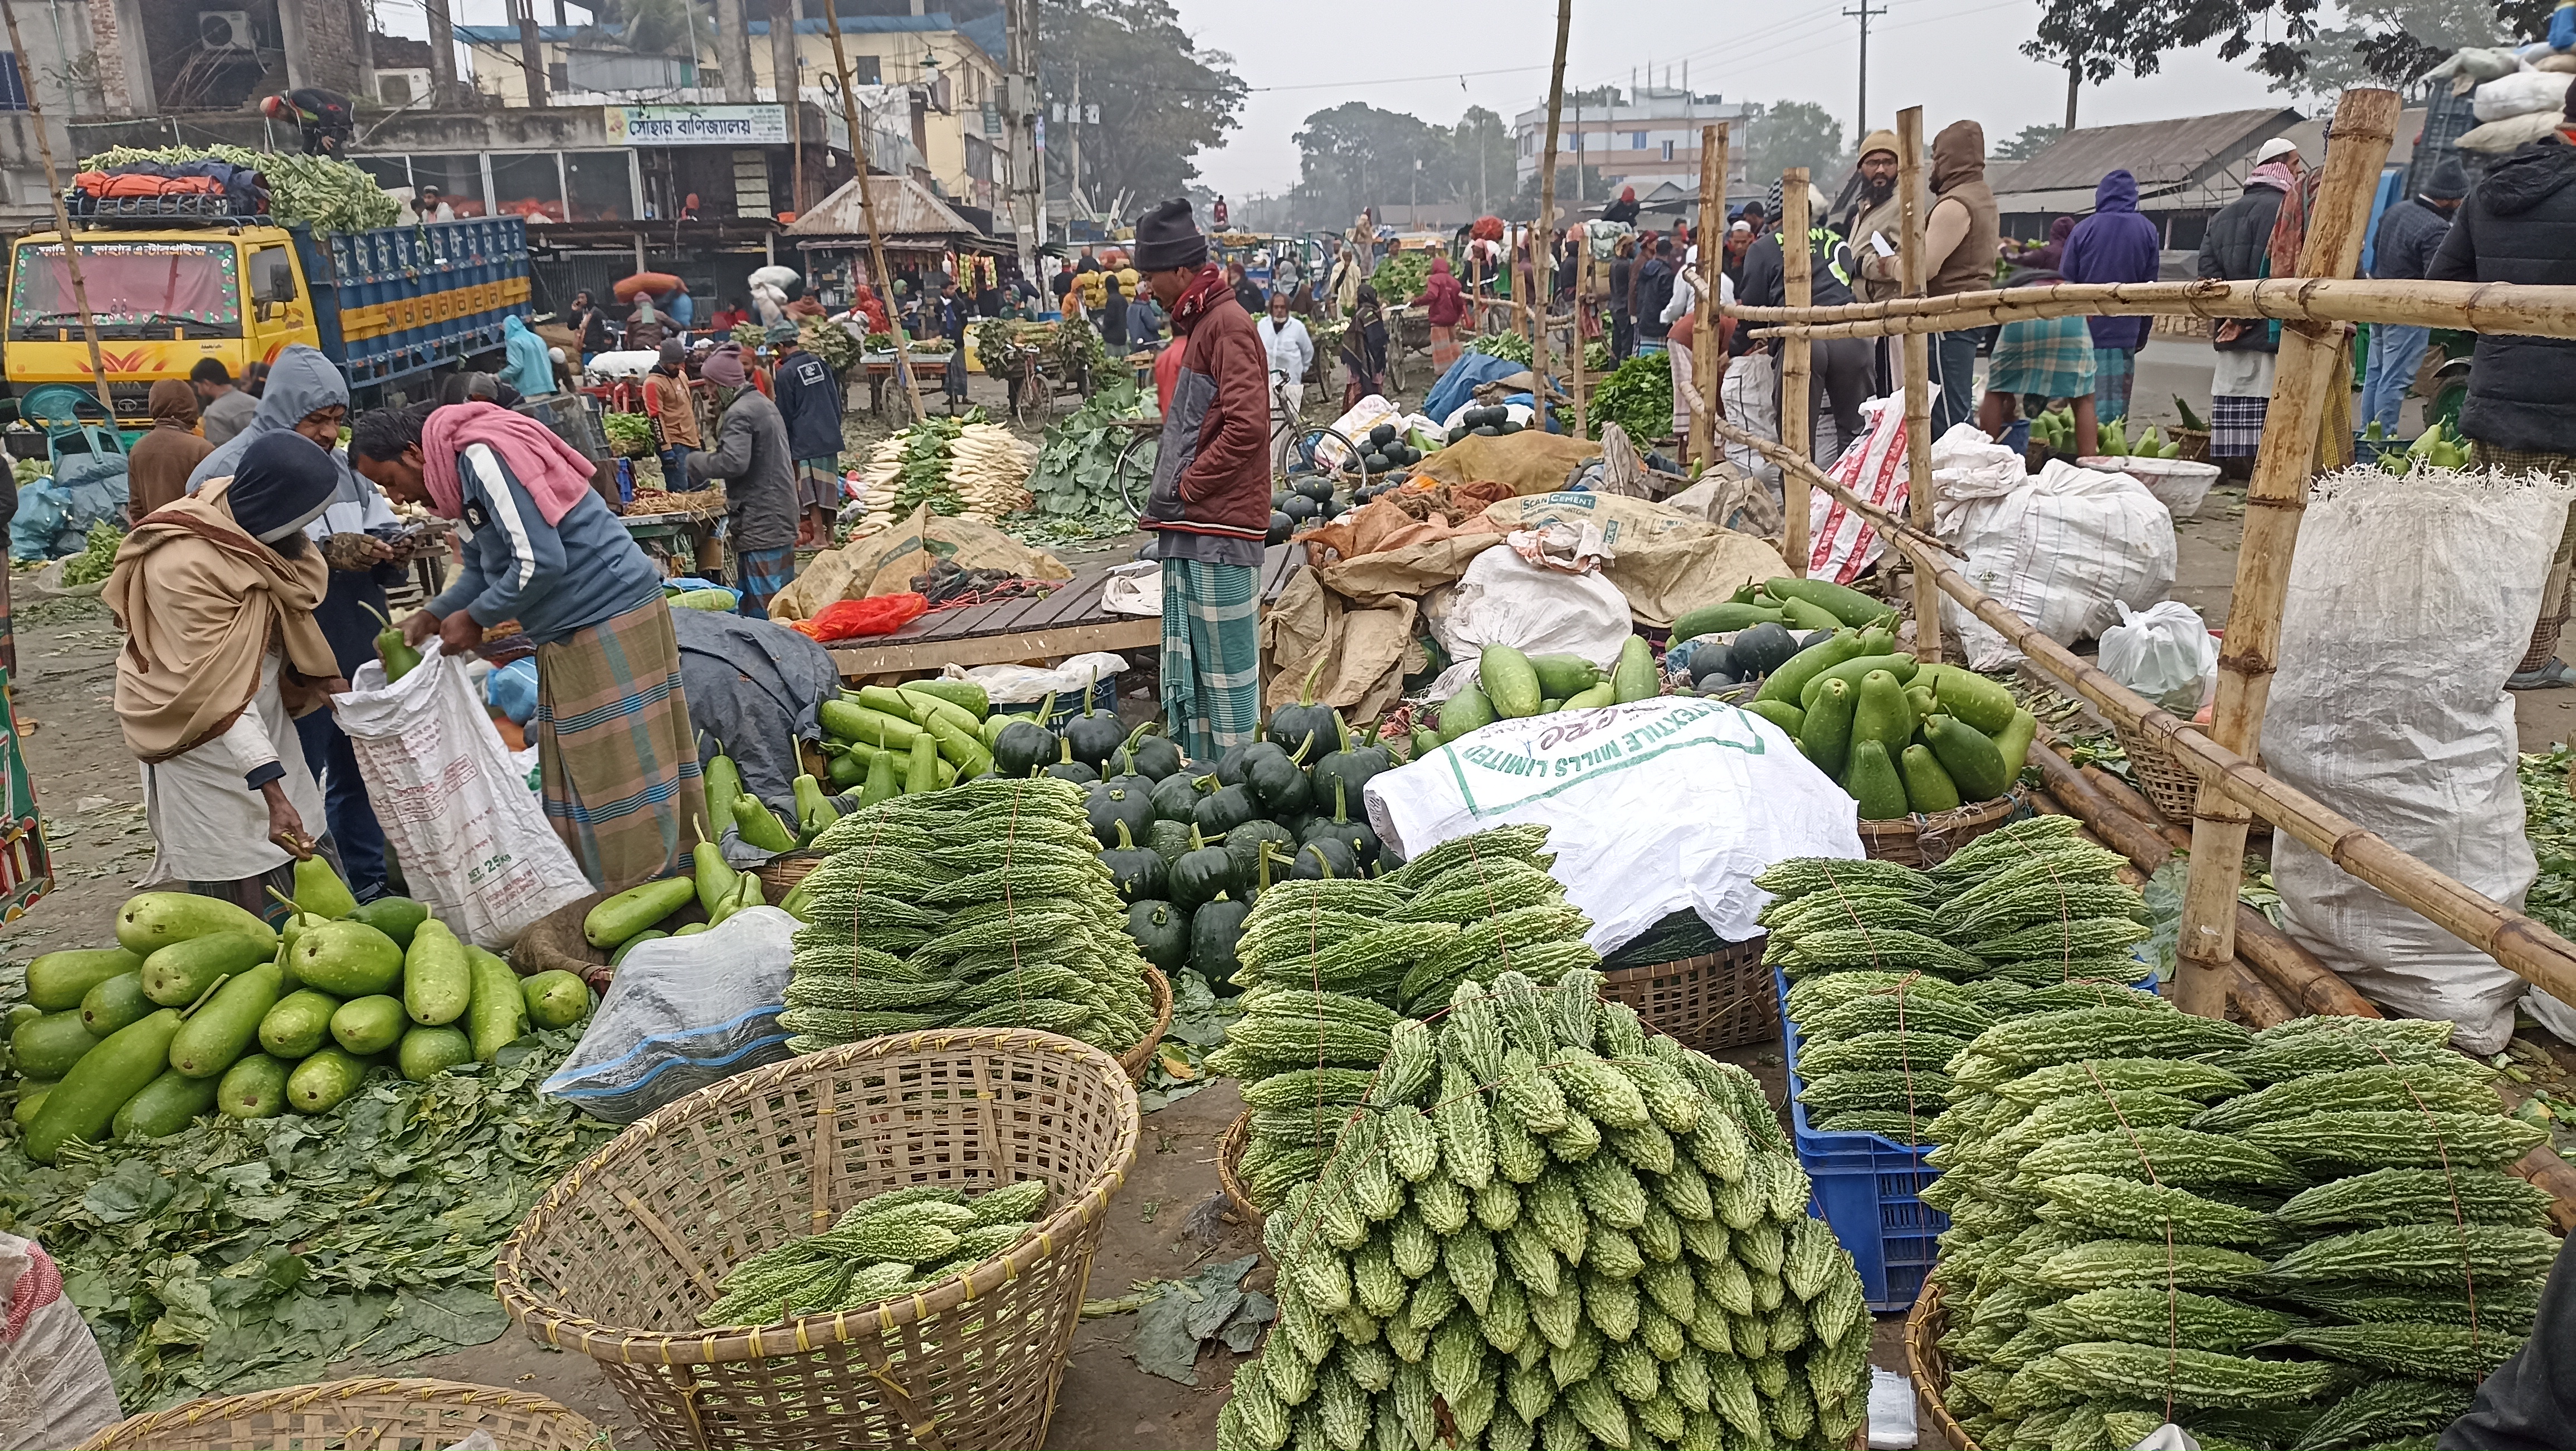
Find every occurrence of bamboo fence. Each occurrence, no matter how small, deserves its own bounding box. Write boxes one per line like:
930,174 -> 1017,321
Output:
1780,165 -> 1813,567
1731,276 -> 2576,340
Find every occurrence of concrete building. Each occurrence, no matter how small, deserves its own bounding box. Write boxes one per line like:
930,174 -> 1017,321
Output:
1513,87 -> 1757,198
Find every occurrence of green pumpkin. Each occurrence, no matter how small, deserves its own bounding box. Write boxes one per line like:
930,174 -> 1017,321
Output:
1123,899 -> 1189,975
1101,821 -> 1167,905
1169,827 -> 1235,911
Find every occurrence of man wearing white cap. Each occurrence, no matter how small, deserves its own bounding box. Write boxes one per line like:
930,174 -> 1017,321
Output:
2194,138 -> 2304,474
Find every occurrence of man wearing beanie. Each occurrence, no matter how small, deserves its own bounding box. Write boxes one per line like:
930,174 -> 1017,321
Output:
1133,196 -> 1271,761
690,343 -> 800,619
2431,92 -> 2576,690
2360,157 -> 2467,437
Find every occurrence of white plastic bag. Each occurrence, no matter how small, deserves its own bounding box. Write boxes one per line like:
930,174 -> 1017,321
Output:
960,653 -> 1131,706
1719,350 -> 1779,491
331,651 -> 592,950
2473,67 -> 2574,120
1809,395 -> 1912,583
2098,600 -> 2218,716
540,906 -> 798,1123
1319,394 -> 1402,470
1939,457 -> 2177,670
1426,546 -> 1633,700
1367,697 -> 1862,952
2263,468 -> 2576,1053
0,1234 -> 120,1451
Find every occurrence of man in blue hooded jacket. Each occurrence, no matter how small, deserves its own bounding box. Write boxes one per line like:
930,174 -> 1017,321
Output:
2359,158 -> 2466,436
2061,169 -> 2163,425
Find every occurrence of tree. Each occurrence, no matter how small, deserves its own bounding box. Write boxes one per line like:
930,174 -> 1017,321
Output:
2028,0 -> 2551,103
1287,102 -> 1455,230
2281,0 -> 2510,95
1744,101 -> 1848,194
1037,0 -> 1246,215
1452,106 -> 1513,218
1996,123 -> 2065,160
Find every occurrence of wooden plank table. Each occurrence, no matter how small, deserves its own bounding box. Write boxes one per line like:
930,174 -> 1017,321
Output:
828,543 -> 1306,681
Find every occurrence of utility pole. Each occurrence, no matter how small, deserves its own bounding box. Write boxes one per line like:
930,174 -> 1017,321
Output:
1069,60 -> 1081,220
0,0 -> 113,422
1843,0 -> 1887,140
516,0 -> 548,108
2065,55 -> 2081,129
823,0 -> 927,423
1531,0 -> 1571,408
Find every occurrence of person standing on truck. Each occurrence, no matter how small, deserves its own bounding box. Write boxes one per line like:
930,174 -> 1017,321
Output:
185,345 -> 402,902
769,320 -> 845,547
353,401 -> 704,891
687,344 -> 798,617
108,432 -> 353,912
192,359 -> 256,446
262,89 -> 354,158
571,291 -> 611,361
130,380 -> 215,524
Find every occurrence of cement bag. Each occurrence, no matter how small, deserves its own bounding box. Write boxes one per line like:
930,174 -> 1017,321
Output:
1810,395 -> 1911,583
2262,468 -> 2574,1053
1366,697 -> 1862,952
1720,350 -> 1779,492
1938,457 -> 2175,670
332,651 -> 592,948
540,907 -> 797,1123
2473,67 -> 2574,120
1425,546 -> 1631,700
0,1233 -> 120,1450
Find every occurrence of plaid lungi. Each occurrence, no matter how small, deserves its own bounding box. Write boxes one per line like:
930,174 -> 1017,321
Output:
1160,558 -> 1261,763
2092,347 -> 2138,423
1430,325 -> 1461,373
796,457 -> 840,515
187,837 -> 345,928
2209,395 -> 2269,459
535,597 -> 705,890
735,544 -> 796,619
1985,315 -> 2096,400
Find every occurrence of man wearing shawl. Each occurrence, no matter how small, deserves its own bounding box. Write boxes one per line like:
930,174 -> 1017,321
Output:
2198,138 -> 2304,473
351,401 -> 702,890
109,432 -> 349,916
690,343 -> 799,617
188,345 -> 403,902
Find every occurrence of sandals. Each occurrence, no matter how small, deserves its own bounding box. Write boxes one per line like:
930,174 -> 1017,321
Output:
2507,659 -> 2576,691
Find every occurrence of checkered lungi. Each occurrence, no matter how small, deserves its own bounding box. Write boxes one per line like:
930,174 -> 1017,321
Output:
2092,347 -> 2138,423
1159,558 -> 1261,763
795,457 -> 840,515
2209,396 -> 2269,459
2476,441 -> 2576,673
735,543 -> 797,620
1985,315 -> 2096,400
533,598 -> 705,890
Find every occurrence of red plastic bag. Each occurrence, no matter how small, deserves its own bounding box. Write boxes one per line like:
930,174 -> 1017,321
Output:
790,592 -> 928,641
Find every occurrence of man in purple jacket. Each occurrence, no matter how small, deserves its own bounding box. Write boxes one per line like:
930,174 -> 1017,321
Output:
2061,169 -> 2164,426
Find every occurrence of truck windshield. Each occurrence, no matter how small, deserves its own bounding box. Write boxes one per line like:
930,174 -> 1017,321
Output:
10,241 -> 241,339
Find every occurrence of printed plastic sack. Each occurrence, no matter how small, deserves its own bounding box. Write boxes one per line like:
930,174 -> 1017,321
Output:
2458,110 -> 2566,152
1319,394 -> 1403,472
1425,545 -> 1631,701
1809,395 -> 1911,583
331,650 -> 592,949
0,1233 -> 121,1450
1938,457 -> 2176,670
963,653 -> 1129,709
1367,697 -> 1862,952
1719,350 -> 1780,493
2472,67 -> 2574,120
2263,468 -> 2574,1054
2098,600 -> 2218,716
540,906 -> 796,1123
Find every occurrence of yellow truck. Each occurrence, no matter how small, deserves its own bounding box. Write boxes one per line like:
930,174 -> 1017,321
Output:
7,214 -> 534,430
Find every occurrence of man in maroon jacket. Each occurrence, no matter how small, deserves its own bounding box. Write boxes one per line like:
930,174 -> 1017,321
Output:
1135,197 -> 1271,761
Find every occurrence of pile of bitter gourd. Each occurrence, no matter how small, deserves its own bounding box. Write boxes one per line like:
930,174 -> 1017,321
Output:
1216,968 -> 1874,1451
696,1178 -> 1050,1327
778,778 -> 1159,1059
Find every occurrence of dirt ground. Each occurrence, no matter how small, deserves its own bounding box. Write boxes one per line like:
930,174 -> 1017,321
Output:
5,363 -> 2565,1448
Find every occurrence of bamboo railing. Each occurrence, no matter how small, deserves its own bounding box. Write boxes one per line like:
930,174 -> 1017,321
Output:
1731,276 -> 2576,341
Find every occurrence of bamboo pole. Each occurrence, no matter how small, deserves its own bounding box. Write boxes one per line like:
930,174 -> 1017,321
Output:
1731,276 -> 2576,341
1706,415 -> 1966,558
1688,129 -> 1724,471
1701,125 -> 1731,490
1894,107 -> 1939,663
1533,0 -> 1571,419
1780,168 -> 1813,554
1573,242 -> 1589,438
2175,86 -> 2399,1020
1,0 -> 116,423
822,3 -> 925,425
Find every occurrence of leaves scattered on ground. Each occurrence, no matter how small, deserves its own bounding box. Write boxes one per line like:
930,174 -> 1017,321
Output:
1090,1252 -> 1273,1385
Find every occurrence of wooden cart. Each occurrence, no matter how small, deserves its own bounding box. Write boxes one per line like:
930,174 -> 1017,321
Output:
619,489 -> 728,581
862,352 -> 958,418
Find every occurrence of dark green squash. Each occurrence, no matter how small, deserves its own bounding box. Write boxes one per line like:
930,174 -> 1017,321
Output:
1267,657 -> 1338,762
1062,698 -> 1129,770
1086,780 -> 1155,849
1191,782 -> 1258,838
1150,771 -> 1210,824
1300,778 -> 1381,868
1242,739 -> 1314,816
1101,821 -> 1166,904
1190,894 -> 1252,987
1146,818 -> 1195,868
1126,726 -> 1185,781
1042,738 -> 1099,784
1290,836 -> 1359,881
1223,819 -> 1297,887
1212,736 -> 1265,789
989,696 -> 1060,779
1123,899 -> 1189,975
1308,714 -> 1385,811
1170,827 -> 1235,910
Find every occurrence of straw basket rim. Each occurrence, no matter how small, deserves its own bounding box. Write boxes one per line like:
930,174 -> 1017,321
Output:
75,1377 -> 604,1451
1599,935 -> 1774,1052
1216,1109 -> 1263,1230
1117,964 -> 1175,1083
494,1025 -> 1141,1366
1856,786 -> 2027,866
1904,1275 -> 1979,1451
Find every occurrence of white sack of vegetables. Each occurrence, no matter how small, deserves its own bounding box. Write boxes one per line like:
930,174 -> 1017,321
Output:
1369,696 -> 1861,955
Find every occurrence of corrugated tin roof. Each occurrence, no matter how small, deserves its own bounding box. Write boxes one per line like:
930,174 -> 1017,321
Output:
1992,107 -> 2307,197
786,172 -> 982,238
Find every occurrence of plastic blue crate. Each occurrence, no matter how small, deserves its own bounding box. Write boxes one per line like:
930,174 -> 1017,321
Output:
1775,960 -> 2160,1312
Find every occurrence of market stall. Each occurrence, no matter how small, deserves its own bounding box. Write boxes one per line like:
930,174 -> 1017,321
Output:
784,174 -> 1011,416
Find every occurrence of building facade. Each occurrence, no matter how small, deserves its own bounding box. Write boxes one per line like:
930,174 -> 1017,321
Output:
1513,87 -> 1757,197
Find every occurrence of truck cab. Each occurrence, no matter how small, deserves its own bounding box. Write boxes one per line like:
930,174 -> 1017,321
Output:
7,212 -> 533,431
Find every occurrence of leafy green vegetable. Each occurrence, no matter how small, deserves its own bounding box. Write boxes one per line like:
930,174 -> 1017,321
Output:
1588,353 -> 1673,442
2524,748 -> 2576,946
1012,375 -> 1150,549
0,1028 -> 609,1410
79,146 -> 399,232
1371,252 -> 1432,305
600,411 -> 655,451
59,520 -> 121,587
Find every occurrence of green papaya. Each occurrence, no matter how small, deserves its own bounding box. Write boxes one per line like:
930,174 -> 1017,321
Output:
1850,670 -> 1919,754
1899,744 -> 1963,814
1842,740 -> 1911,821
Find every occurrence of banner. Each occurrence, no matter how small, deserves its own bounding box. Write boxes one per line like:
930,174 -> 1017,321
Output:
605,104 -> 788,147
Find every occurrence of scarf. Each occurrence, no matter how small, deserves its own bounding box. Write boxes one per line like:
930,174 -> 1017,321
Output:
105,475 -> 335,763
421,400 -> 601,526
2250,162 -> 2311,278
1168,264 -> 1231,334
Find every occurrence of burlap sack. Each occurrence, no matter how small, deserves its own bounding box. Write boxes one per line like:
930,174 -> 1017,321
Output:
1411,431 -> 1603,496
1480,492 -> 1784,629
1259,568 -> 1426,724
769,504 -> 1070,620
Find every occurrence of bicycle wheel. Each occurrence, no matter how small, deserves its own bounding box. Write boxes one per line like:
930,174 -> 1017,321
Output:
1282,426 -> 1362,491
1115,431 -> 1160,517
1012,358 -> 1051,426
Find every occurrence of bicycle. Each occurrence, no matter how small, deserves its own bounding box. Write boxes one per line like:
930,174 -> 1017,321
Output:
1003,343 -> 1051,427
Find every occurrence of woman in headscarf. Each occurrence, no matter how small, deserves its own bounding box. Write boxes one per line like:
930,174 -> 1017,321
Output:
1341,284 -> 1388,409
108,431 -> 348,918
128,379 -> 214,524
1416,256 -> 1465,373
350,400 -> 703,891
188,344 -> 402,902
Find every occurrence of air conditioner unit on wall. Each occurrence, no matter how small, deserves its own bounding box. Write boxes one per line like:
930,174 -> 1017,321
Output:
200,11 -> 255,52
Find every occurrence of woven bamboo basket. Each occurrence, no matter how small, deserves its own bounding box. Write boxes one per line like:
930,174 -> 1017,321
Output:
1905,1276 -> 1980,1451
496,1026 -> 1139,1450
1217,1109 -> 1263,1230
757,851 -> 826,899
77,1377 -> 603,1450
2173,426 -> 2212,463
2110,717 -> 2203,824
1601,936 -> 1775,1051
1857,787 -> 2030,868
1119,964 -> 1175,1083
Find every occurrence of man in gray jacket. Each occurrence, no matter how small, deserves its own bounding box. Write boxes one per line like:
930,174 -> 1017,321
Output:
690,343 -> 799,620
